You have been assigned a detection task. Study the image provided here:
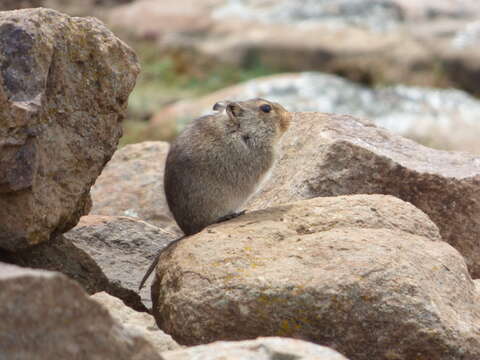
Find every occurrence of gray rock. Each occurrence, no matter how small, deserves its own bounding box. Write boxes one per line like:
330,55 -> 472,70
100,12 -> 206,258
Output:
151,194 -> 480,359
92,292 -> 181,353
0,8 -> 139,251
162,337 -> 348,360
213,0 -> 480,32
65,215 -> 177,308
213,0 -> 405,32
0,263 -> 162,360
452,20 -> 480,48
0,234 -> 110,295
0,233 -> 147,312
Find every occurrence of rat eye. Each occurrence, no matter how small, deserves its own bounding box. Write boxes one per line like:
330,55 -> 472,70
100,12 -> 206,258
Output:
260,104 -> 271,113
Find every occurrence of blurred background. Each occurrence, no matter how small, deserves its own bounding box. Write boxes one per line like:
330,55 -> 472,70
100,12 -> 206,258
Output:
3,0 -> 480,153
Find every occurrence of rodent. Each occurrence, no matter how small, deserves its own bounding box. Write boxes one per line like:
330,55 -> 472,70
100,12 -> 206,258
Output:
138,98 -> 291,290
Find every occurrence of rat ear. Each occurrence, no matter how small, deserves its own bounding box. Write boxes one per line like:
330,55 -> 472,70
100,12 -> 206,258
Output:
226,102 -> 243,123
213,101 -> 226,111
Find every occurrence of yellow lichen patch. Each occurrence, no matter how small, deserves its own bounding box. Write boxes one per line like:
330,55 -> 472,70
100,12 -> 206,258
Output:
257,294 -> 288,305
278,319 -> 302,336
222,273 -> 240,282
291,284 -> 305,296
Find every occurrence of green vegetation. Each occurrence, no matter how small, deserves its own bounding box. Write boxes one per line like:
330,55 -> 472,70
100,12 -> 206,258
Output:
122,42 -> 278,146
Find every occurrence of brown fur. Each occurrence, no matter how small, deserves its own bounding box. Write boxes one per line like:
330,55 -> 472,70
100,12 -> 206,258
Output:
165,98 -> 290,235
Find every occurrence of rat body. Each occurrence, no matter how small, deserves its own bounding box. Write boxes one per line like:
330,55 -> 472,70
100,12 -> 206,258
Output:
165,98 -> 290,235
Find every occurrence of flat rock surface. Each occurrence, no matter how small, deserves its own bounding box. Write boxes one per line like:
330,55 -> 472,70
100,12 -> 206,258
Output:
92,292 -> 181,353
0,263 -> 162,360
162,337 -> 348,360
65,215 -> 177,308
0,8 -> 139,251
247,112 -> 480,277
152,195 -> 480,359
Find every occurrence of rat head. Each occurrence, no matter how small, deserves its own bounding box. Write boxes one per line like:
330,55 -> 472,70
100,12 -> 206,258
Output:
221,98 -> 291,141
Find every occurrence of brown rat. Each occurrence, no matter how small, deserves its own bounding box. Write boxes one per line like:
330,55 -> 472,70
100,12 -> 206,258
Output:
138,98 -> 290,290
165,97 -> 290,235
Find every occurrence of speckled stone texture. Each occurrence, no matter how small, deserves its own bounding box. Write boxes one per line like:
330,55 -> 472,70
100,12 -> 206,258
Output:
92,292 -> 181,354
248,112 -> 480,278
0,8 -> 139,250
65,215 -> 177,308
0,263 -> 162,360
152,194 -> 480,359
162,337 -> 349,360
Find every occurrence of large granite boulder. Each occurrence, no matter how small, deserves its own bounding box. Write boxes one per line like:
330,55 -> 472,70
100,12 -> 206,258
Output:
0,263 -> 161,359
247,112 -> 480,278
0,8 -> 139,250
151,195 -> 480,359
